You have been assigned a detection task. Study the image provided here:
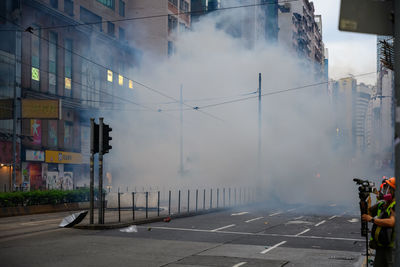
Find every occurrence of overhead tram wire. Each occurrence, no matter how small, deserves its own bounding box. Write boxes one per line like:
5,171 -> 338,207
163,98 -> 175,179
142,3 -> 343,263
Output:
0,15 -> 225,122
29,0 -> 299,32
167,71 -> 377,111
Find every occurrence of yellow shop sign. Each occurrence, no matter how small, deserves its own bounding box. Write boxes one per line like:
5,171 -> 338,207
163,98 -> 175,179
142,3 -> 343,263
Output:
45,150 -> 82,164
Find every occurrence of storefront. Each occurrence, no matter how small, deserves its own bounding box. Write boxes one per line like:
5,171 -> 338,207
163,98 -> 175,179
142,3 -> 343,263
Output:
45,150 -> 82,190
22,149 -> 45,191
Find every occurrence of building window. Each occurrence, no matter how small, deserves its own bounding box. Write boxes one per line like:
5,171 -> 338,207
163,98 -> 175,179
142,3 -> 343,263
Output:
64,0 -> 73,16
168,15 -> 177,32
80,7 -> 102,32
107,21 -> 115,36
97,0 -> 115,10
64,39 -> 72,97
50,0 -> 58,9
49,32 -> 57,94
31,28 -> 40,89
64,121 -> 73,148
107,70 -> 113,82
119,0 -> 125,16
118,74 -> 123,86
180,0 -> 189,12
48,120 -> 58,147
119,27 -> 125,41
168,41 -> 174,56
129,80 -> 133,89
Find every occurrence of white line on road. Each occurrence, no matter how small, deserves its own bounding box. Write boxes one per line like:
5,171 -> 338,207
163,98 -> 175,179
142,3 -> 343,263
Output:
211,224 -> 236,232
329,215 -> 338,220
315,220 -> 326,227
269,212 -> 282,217
287,208 -> 295,212
231,212 -> 249,216
232,262 -> 247,267
261,241 -> 287,254
295,228 -> 310,236
146,226 -> 365,242
245,217 -> 263,223
294,216 -> 304,220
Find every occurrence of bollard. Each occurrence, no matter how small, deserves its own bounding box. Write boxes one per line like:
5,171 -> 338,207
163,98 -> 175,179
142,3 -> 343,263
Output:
229,188 -> 231,207
158,191 -> 160,217
132,192 -> 135,221
210,189 -> 213,209
187,190 -> 190,213
146,192 -> 148,219
217,188 -> 219,208
234,188 -> 237,206
223,188 -> 225,207
178,190 -> 181,214
196,189 -> 198,212
168,190 -> 171,215
203,189 -> 206,210
118,191 -> 121,223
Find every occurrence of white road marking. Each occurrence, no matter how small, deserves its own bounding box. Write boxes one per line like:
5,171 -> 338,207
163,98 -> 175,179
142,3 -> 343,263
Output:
295,228 -> 310,236
287,208 -> 295,212
269,212 -> 282,217
294,216 -> 304,220
329,204 -> 337,207
231,212 -> 249,216
329,215 -> 338,220
245,217 -> 263,223
211,224 -> 235,232
232,262 -> 247,267
315,220 -> 326,227
348,218 -> 359,223
261,241 -> 287,254
146,226 -> 365,242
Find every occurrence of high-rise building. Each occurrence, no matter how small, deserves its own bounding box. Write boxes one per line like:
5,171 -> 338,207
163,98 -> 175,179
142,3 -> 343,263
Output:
0,0 -> 141,191
128,0 -> 191,57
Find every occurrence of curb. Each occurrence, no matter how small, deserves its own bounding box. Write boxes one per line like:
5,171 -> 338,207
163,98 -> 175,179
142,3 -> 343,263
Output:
73,207 -> 230,230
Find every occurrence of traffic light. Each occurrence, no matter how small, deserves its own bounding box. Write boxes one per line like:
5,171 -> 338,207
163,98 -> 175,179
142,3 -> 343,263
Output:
102,123 -> 112,154
93,123 -> 99,154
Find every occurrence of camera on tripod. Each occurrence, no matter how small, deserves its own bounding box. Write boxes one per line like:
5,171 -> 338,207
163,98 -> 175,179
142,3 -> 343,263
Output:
353,178 -> 376,237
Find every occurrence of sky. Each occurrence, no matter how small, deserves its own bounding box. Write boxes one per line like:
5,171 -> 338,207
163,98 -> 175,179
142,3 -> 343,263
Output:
312,0 -> 378,85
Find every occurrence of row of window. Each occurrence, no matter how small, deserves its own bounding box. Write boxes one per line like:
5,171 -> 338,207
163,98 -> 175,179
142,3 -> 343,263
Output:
50,1 -> 126,39
169,0 -> 189,11
50,0 -> 125,17
168,15 -> 189,33
30,33 -> 133,103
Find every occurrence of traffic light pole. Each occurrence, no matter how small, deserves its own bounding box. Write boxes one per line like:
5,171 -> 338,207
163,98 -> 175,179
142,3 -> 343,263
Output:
90,118 -> 95,224
98,117 -> 104,224
394,0 -> 400,264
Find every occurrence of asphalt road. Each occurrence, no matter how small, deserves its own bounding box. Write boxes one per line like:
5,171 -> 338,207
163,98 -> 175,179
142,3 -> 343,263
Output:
0,204 -> 366,266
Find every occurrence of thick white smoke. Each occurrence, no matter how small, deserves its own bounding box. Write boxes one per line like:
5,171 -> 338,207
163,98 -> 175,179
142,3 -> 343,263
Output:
104,9 -> 386,211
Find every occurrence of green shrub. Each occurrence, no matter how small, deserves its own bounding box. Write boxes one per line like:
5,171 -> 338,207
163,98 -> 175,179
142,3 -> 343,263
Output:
0,188 -> 101,207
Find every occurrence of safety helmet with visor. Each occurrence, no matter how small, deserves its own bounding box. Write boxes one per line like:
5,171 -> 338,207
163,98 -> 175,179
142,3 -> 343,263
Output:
381,177 -> 396,203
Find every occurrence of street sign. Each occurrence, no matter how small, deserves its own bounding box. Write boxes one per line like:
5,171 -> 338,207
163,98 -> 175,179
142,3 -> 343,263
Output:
339,0 -> 394,36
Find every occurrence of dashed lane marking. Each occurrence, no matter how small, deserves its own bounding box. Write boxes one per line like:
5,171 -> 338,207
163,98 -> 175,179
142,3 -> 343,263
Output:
261,241 -> 287,254
231,212 -> 249,216
145,226 -> 365,242
245,217 -> 264,223
329,215 -> 338,220
232,262 -> 247,267
295,228 -> 310,236
269,212 -> 282,217
294,216 -> 304,220
287,208 -> 295,212
315,220 -> 326,227
211,224 -> 236,232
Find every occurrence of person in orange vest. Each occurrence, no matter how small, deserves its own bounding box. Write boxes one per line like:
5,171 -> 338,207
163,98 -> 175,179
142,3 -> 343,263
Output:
362,177 -> 396,267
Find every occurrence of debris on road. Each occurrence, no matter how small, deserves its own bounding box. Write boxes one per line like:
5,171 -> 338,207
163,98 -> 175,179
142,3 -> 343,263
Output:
163,217 -> 171,222
120,225 -> 138,233
59,210 -> 88,228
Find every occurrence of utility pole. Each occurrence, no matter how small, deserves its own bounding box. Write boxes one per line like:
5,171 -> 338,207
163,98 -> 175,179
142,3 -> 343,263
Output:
257,73 -> 262,198
394,0 -> 400,264
180,85 -> 184,176
89,118 -> 96,224
98,117 -> 104,224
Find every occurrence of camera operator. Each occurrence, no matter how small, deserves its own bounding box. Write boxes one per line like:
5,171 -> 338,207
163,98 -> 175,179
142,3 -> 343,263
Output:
362,177 -> 396,267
